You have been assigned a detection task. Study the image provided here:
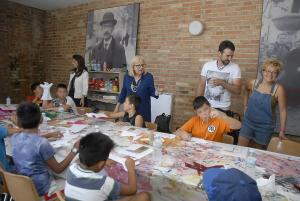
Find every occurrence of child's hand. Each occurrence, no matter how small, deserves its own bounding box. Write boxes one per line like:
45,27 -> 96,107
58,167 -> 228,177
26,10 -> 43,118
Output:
73,139 -> 80,149
125,157 -> 135,170
10,114 -> 17,125
210,109 -> 220,119
47,131 -> 63,139
105,159 -> 116,167
175,130 -> 191,141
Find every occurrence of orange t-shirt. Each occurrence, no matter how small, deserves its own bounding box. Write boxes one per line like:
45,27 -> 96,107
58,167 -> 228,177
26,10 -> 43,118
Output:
180,116 -> 230,142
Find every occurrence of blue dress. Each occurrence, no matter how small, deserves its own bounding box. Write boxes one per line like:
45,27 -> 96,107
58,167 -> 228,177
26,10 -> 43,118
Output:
118,73 -> 158,122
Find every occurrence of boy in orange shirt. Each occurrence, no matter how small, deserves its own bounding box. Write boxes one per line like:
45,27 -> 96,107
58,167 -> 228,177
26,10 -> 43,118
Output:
176,96 -> 241,142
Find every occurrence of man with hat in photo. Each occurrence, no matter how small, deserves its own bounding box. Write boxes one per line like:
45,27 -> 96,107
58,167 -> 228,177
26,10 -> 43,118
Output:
92,12 -> 126,69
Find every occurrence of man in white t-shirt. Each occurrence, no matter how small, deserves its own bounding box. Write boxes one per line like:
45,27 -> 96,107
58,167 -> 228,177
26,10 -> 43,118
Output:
197,40 -> 241,111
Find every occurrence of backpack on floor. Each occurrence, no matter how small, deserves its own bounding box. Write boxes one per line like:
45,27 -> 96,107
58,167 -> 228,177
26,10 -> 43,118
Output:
155,113 -> 171,133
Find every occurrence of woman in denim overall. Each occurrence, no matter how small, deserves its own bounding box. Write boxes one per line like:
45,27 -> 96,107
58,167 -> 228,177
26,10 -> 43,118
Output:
238,59 -> 287,149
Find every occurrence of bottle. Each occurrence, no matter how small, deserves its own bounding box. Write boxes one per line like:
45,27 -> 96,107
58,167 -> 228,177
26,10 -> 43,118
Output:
6,97 -> 11,106
40,113 -> 48,131
152,135 -> 163,166
109,80 -> 113,91
103,62 -> 107,71
58,103 -> 64,119
246,149 -> 256,168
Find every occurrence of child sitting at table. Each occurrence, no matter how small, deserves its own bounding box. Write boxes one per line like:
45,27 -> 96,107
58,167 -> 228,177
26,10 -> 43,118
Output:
105,94 -> 145,127
42,83 -> 78,114
0,125 -> 22,171
27,82 -> 43,106
64,132 -> 151,201
176,96 -> 241,142
11,102 -> 80,197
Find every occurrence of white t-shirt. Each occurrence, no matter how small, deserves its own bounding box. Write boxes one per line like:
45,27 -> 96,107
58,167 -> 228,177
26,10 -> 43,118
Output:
66,96 -> 78,115
201,60 -> 241,110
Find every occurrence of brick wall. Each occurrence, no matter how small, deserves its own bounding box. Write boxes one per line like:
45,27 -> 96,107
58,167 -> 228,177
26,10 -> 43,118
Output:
43,0 -> 263,129
0,1 -> 45,103
0,0 -> 10,102
0,0 -> 266,128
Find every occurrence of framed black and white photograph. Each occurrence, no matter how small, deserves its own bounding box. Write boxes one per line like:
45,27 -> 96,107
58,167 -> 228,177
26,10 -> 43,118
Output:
259,0 -> 300,135
85,3 -> 139,71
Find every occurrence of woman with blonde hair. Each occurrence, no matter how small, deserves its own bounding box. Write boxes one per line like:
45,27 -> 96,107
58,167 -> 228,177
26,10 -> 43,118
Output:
238,58 -> 287,149
115,55 -> 158,122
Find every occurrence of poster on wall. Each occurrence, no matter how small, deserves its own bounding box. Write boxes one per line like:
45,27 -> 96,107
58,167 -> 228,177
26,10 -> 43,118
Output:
85,3 -> 139,71
259,0 -> 300,135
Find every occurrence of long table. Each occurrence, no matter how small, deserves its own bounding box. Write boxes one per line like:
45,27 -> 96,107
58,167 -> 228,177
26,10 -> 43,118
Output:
3,114 -> 300,201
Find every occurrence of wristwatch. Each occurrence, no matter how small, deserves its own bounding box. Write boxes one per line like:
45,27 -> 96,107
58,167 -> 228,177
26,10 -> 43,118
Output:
71,147 -> 78,154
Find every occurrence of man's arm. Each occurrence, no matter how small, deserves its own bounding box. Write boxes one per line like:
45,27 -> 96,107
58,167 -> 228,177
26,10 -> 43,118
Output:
196,76 -> 206,96
212,78 -> 241,94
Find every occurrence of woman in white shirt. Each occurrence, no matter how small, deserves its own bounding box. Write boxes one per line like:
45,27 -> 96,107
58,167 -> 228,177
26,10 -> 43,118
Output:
68,54 -> 89,107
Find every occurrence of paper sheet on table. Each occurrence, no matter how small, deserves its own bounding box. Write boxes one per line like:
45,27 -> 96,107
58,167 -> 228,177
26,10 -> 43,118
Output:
50,140 -> 68,148
191,137 -> 209,145
154,132 -> 176,139
69,124 -> 88,133
86,112 -> 108,118
1,120 -> 18,128
115,144 -> 153,160
221,146 -> 249,158
0,104 -> 17,111
181,175 -> 201,187
121,130 -> 141,137
109,153 -> 140,171
50,132 -> 79,148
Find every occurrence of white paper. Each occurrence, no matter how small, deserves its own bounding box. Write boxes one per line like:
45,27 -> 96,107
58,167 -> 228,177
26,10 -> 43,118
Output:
86,112 -> 108,118
120,130 -> 140,137
191,137 -> 209,145
115,144 -> 153,160
0,104 -> 17,111
155,132 -> 176,139
109,153 -> 140,171
69,124 -> 88,133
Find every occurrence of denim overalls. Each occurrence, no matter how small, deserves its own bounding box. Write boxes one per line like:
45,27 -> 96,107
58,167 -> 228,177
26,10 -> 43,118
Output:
240,80 -> 278,145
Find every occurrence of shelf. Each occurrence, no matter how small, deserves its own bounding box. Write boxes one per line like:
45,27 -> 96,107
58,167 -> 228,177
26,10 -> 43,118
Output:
88,71 -> 123,74
88,97 -> 117,105
89,89 -> 120,95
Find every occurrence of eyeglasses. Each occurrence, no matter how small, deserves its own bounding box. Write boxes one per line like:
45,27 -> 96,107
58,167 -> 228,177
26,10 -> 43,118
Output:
263,69 -> 278,75
134,64 -> 146,68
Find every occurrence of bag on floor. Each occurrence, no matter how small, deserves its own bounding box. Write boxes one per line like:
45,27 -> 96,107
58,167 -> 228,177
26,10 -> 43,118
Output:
155,113 -> 171,133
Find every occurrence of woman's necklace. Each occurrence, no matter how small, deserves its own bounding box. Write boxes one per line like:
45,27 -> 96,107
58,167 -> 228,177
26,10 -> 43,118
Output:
131,77 -> 142,93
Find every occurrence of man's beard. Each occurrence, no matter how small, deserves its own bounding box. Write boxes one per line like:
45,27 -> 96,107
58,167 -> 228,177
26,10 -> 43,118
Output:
221,59 -> 230,66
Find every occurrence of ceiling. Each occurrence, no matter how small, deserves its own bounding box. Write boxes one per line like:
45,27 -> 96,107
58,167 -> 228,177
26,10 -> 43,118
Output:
9,0 -> 96,10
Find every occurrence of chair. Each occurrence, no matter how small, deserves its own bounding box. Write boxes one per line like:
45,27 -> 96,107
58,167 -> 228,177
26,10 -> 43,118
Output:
1,170 -> 40,201
145,122 -> 157,131
0,165 -> 65,201
267,137 -> 300,157
222,134 -> 234,145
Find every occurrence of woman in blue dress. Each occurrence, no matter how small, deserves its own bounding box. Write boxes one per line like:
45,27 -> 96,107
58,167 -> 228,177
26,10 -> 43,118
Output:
115,55 -> 158,122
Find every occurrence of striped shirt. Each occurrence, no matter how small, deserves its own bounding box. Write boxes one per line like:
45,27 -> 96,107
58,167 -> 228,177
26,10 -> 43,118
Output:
65,163 -> 121,201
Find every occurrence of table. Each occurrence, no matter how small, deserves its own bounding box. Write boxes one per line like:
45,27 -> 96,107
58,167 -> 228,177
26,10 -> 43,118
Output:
4,115 -> 300,201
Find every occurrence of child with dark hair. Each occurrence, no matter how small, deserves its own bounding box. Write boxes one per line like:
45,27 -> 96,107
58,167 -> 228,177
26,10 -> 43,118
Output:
105,94 -> 145,127
65,132 -> 151,201
175,96 -> 241,142
27,82 -> 43,106
42,83 -> 77,114
11,102 -> 80,197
